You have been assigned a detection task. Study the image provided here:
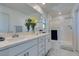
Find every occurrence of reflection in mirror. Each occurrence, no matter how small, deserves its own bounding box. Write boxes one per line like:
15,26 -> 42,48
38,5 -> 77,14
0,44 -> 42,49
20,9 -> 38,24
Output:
37,16 -> 48,33
41,16 -> 48,29
0,13 -> 48,33
0,12 -> 9,33
15,26 -> 23,33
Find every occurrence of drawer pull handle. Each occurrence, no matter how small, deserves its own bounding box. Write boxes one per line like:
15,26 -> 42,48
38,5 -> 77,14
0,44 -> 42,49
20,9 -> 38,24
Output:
24,54 -> 26,56
24,52 -> 29,56
27,52 -> 29,56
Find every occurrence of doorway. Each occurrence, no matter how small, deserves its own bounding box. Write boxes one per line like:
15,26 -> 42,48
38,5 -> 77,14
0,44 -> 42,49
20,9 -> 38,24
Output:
51,30 -> 58,40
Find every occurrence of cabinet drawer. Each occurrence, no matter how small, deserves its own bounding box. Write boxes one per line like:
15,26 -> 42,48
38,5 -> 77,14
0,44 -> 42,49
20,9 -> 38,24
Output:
46,35 -> 51,53
39,47 -> 45,54
39,42 -> 45,51
38,36 -> 45,43
46,38 -> 51,43
9,39 -> 37,56
0,49 -> 9,56
18,45 -> 38,56
38,38 -> 45,55
39,49 -> 45,56
46,35 -> 50,39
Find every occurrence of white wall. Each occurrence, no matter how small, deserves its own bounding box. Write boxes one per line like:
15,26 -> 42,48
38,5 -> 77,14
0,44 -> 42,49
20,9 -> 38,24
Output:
75,7 -> 79,51
0,5 -> 42,32
50,15 -> 73,44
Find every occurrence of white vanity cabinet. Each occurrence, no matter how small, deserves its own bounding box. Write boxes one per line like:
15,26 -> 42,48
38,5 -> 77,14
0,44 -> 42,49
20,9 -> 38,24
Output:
0,33 -> 51,56
0,38 -> 38,56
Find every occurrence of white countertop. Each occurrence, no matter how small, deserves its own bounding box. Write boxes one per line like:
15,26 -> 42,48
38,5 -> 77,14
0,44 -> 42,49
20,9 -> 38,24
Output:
0,32 -> 49,51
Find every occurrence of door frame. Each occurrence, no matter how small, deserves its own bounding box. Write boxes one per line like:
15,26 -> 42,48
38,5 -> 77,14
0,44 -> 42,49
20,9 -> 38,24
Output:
72,4 -> 79,52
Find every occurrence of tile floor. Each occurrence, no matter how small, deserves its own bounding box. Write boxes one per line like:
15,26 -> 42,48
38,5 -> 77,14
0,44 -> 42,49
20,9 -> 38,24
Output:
47,41 -> 79,56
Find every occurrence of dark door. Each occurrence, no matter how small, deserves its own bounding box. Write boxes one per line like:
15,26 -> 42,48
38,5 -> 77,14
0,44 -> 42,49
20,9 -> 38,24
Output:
51,30 -> 58,40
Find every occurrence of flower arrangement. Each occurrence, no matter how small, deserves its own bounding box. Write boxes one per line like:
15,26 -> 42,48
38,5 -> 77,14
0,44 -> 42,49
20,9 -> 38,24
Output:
25,16 -> 37,32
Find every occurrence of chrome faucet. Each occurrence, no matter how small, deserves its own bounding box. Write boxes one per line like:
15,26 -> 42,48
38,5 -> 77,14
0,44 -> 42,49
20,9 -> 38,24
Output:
12,34 -> 19,38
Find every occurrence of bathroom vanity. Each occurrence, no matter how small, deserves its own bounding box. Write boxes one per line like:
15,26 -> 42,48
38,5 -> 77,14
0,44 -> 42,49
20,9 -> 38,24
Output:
0,33 -> 51,56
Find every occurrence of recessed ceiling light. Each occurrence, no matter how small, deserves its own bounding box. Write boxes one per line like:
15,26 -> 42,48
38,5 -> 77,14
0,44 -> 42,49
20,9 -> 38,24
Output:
42,3 -> 46,5
58,12 -> 62,15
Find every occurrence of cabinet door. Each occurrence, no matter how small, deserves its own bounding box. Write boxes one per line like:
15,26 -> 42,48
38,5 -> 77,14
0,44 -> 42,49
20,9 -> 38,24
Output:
18,45 -> 38,56
29,45 -> 38,56
17,50 -> 29,56
38,36 -> 46,56
46,35 -> 51,53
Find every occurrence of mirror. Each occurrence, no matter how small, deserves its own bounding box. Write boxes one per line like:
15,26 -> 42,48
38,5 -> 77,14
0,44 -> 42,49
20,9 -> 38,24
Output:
0,12 -> 48,34
0,12 -> 48,33
0,13 -> 47,33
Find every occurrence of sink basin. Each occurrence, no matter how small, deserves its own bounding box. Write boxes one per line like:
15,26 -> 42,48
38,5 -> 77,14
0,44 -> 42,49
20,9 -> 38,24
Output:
5,36 -> 26,42
12,34 -> 19,38
0,37 -> 5,41
6,37 -> 18,41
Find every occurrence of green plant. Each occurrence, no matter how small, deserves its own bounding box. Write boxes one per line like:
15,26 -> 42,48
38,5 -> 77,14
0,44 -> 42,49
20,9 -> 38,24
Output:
25,17 -> 37,32
25,18 -> 32,32
31,23 -> 36,32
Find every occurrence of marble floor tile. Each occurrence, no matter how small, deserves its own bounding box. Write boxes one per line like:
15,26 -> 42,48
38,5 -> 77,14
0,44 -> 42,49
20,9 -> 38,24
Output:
47,41 -> 79,56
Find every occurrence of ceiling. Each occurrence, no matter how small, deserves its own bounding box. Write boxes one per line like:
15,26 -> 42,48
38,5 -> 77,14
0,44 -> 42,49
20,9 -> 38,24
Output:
39,3 -> 76,17
0,3 -> 41,15
0,3 -> 76,18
